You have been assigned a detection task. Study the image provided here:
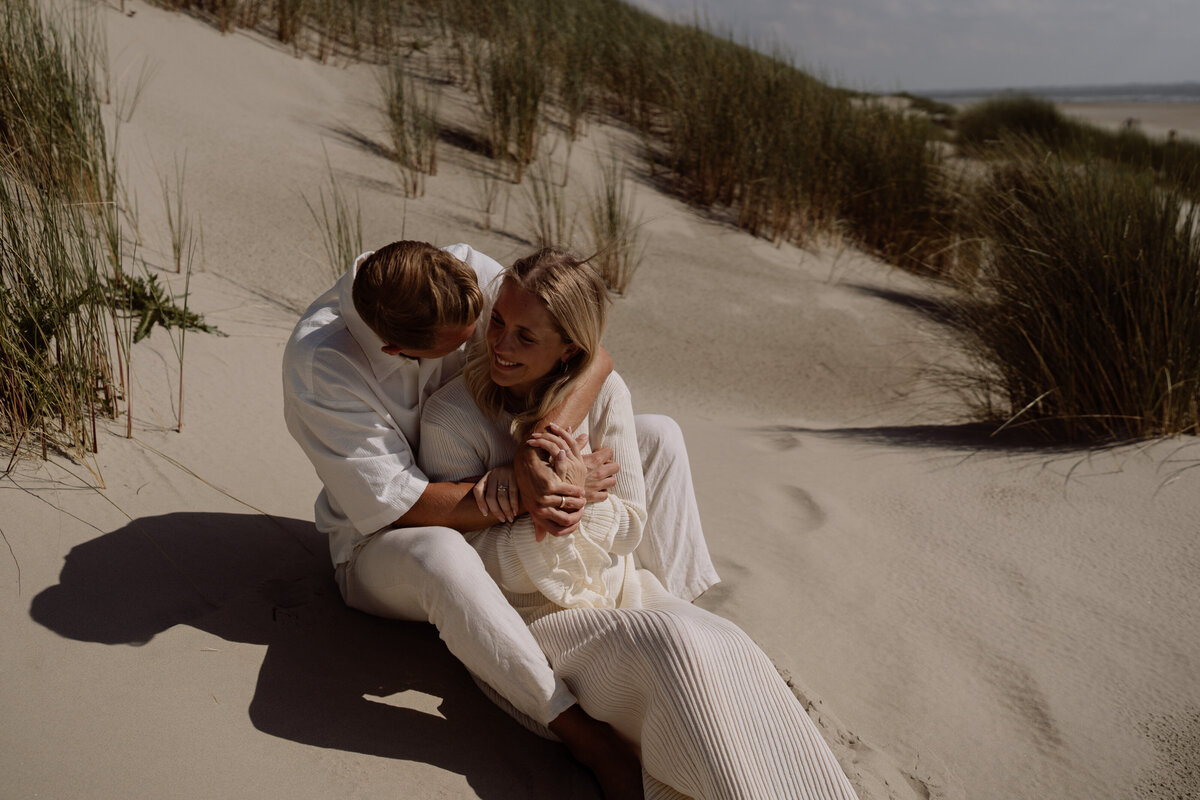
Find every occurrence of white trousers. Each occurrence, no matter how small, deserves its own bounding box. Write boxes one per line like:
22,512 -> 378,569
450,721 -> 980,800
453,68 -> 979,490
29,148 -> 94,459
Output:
336,414 -> 719,726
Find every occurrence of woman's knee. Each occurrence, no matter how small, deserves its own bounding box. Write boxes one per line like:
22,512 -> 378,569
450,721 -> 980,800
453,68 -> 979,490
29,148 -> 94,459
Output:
634,609 -> 755,670
635,413 -> 686,462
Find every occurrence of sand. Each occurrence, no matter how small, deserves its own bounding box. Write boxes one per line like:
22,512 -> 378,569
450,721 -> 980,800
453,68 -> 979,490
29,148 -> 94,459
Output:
3,3 -> 1199,799
1059,101 -> 1200,143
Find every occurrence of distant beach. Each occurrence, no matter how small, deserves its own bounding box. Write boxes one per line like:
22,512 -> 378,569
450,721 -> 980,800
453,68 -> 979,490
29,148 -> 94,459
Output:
920,81 -> 1200,106
921,82 -> 1200,142
1056,102 -> 1200,142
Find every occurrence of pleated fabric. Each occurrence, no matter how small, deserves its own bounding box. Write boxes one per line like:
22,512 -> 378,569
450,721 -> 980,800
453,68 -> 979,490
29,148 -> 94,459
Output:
527,574 -> 860,800
471,571 -> 859,799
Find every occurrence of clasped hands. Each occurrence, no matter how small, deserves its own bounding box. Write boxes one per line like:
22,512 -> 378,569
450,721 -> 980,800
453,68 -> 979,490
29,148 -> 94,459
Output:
472,422 -> 619,541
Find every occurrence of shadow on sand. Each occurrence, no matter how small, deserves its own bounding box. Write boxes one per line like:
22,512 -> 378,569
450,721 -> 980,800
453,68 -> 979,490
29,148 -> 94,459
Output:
757,422 -> 1077,452
29,511 -> 598,799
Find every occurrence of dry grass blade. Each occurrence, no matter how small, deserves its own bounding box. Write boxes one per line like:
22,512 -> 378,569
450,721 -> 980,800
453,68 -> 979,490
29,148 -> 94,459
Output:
522,146 -> 574,249
303,156 -> 364,280
585,152 -> 644,294
381,57 -> 441,197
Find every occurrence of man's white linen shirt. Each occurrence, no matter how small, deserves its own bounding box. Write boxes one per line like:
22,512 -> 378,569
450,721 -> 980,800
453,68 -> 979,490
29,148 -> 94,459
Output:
282,244 -> 504,567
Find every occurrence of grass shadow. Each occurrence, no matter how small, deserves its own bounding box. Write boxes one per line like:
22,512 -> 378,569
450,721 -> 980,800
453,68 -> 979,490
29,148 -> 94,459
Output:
439,123 -> 494,159
322,124 -> 394,162
758,422 -> 1123,454
843,283 -> 961,328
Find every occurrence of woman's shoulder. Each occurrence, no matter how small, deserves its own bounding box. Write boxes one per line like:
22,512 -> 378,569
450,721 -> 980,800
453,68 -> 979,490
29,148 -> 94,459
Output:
599,370 -> 631,403
589,372 -> 633,429
423,375 -> 480,425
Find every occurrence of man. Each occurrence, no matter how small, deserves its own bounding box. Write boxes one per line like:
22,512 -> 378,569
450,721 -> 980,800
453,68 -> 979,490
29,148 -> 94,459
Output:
282,241 -> 717,788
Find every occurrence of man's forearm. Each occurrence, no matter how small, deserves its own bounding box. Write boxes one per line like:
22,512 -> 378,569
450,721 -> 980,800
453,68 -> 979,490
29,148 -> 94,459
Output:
396,480 -> 498,532
528,346 -> 614,435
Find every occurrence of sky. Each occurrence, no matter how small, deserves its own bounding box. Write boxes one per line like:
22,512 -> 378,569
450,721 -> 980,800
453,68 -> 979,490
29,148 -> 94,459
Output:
626,0 -> 1200,93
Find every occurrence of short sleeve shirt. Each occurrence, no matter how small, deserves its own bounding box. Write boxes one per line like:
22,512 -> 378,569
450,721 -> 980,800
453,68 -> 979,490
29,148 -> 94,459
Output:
282,243 -> 504,565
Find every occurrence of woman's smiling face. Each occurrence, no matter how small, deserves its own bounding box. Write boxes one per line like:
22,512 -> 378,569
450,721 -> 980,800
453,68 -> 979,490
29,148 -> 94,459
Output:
486,280 -> 576,396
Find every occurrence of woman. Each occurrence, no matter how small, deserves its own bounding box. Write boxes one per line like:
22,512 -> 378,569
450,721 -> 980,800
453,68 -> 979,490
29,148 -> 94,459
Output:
419,249 -> 859,800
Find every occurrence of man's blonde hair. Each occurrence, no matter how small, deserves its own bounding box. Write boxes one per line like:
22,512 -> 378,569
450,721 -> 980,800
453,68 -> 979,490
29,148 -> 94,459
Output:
352,241 -> 483,350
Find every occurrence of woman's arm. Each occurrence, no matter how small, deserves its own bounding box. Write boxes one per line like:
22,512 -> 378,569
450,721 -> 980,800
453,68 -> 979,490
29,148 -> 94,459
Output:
514,347 -> 618,537
526,374 -> 646,556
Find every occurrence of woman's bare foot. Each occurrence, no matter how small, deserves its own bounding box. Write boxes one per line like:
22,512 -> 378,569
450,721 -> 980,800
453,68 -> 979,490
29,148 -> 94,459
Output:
549,705 -> 644,799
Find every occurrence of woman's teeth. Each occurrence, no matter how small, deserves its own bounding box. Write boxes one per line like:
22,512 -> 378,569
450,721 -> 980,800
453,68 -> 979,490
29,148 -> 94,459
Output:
495,356 -> 517,367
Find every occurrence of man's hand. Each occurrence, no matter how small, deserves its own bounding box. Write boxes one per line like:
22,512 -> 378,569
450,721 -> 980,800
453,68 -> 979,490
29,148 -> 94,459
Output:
581,444 -> 619,503
529,429 -> 619,503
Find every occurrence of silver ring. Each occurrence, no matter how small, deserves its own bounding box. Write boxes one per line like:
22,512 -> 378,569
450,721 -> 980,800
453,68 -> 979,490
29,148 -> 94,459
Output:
558,494 -> 567,509
498,484 -> 509,493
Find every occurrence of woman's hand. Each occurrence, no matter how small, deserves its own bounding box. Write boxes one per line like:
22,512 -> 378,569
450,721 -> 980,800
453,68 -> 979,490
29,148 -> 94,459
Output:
473,465 -> 521,524
525,423 -> 595,541
528,423 -> 587,487
513,448 -> 585,540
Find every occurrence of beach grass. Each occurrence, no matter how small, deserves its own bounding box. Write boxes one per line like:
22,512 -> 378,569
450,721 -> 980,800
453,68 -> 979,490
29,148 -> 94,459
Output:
467,163 -> 508,232
644,31 -> 950,272
521,145 -> 574,249
956,95 -> 1077,151
2,0 -> 121,463
131,0 -> 1200,441
2,0 -> 215,468
472,18 -> 549,182
160,154 -> 193,272
956,95 -> 1200,197
157,0 -> 954,274
381,56 -> 440,197
585,152 -> 644,294
952,149 -> 1200,439
303,157 -> 364,281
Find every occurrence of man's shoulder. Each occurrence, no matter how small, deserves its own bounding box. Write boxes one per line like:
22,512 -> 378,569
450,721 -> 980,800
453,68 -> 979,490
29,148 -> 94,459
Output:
442,243 -> 504,293
283,300 -> 369,394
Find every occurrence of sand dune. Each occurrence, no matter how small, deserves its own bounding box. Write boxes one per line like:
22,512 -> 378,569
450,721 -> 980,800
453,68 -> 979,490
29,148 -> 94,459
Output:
2,4 -> 1199,799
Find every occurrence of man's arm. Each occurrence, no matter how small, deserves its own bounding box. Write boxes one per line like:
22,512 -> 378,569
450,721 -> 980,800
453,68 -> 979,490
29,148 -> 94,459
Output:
535,346 -> 614,434
395,481 -> 499,532
513,347 -> 619,537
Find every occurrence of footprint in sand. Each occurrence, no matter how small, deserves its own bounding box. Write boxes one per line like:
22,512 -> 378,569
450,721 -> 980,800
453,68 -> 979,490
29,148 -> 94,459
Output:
782,485 -> 828,532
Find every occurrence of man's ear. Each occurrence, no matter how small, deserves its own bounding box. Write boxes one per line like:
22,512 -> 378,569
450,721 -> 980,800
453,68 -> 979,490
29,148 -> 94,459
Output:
381,344 -> 404,356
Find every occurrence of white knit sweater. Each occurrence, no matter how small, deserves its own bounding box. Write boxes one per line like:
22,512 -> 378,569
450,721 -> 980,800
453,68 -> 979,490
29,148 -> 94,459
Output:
418,372 -> 649,621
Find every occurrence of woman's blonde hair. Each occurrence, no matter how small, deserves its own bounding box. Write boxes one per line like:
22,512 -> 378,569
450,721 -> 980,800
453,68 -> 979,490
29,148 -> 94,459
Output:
464,248 -> 610,440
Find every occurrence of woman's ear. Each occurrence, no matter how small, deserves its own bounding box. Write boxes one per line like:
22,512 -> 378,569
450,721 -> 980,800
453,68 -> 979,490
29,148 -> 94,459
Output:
562,344 -> 580,363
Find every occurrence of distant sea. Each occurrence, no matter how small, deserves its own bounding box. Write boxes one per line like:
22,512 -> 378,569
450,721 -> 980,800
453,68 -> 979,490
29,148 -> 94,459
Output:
920,81 -> 1200,106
